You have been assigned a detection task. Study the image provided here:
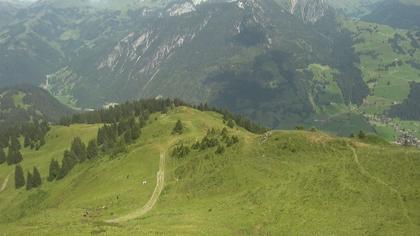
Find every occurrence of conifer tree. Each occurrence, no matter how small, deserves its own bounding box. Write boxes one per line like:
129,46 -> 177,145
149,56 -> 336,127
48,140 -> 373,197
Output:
48,159 -> 60,181
58,156 -> 70,180
7,148 -> 23,165
14,164 -> 25,189
131,124 -> 141,140
172,120 -> 184,135
71,137 -> 87,162
24,135 -> 31,148
32,167 -> 42,188
124,129 -> 133,144
97,127 -> 106,145
215,145 -> 225,155
58,150 -> 77,179
26,172 -> 33,191
87,140 -> 98,159
0,148 -> 5,165
227,119 -> 235,128
10,136 -> 21,150
113,138 -> 127,155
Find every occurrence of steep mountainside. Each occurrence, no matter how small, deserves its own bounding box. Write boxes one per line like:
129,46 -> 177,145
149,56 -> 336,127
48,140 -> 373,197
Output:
326,0 -> 382,16
0,0 -> 370,132
0,106 -> 419,234
0,84 -> 74,124
363,0 -> 420,29
0,1 -> 21,28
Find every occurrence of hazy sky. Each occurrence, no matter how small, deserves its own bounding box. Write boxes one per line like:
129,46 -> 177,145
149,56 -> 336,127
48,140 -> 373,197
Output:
8,0 -> 39,2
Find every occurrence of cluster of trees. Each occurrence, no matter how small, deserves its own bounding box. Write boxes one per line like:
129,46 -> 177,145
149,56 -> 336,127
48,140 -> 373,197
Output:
0,120 -> 50,149
171,143 -> 191,158
194,103 -> 267,134
60,98 -> 179,125
97,116 -> 142,155
172,126 -> 239,158
48,137 -> 98,181
0,120 -> 50,167
193,128 -> 239,151
21,121 -> 49,150
60,98 -> 266,135
49,104 -> 147,181
14,165 -> 42,190
0,139 -> 23,166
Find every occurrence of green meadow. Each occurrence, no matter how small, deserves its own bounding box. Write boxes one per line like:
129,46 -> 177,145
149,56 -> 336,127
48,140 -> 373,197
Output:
1,107 -> 420,235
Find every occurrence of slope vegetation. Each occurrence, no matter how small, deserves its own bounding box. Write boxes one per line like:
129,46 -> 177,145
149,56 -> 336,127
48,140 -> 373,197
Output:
0,84 -> 74,124
0,106 -> 419,235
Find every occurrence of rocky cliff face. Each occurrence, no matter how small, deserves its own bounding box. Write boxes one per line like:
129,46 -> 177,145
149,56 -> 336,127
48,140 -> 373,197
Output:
288,0 -> 328,23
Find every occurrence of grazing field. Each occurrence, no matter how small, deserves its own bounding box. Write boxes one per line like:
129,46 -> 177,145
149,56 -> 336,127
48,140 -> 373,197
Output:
345,20 -> 420,109
1,107 -> 420,235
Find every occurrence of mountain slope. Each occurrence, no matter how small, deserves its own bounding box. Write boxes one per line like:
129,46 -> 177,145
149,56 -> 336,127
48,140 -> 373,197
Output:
0,0 -> 370,132
363,0 -> 420,30
0,84 -> 74,124
0,106 -> 419,234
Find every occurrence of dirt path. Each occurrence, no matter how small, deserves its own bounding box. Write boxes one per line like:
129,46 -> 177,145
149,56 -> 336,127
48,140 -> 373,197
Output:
105,151 -> 166,223
348,144 -> 415,229
0,173 -> 10,193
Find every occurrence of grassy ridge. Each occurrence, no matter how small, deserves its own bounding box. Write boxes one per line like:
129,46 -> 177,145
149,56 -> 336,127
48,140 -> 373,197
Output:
1,107 -> 420,235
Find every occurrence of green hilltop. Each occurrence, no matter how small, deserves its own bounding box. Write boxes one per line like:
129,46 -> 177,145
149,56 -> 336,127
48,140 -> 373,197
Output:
1,106 -> 419,235
0,84 -> 75,124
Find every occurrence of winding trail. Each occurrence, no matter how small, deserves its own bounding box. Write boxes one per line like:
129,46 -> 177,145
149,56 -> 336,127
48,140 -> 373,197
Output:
348,144 -> 415,230
105,151 -> 166,223
0,173 -> 10,193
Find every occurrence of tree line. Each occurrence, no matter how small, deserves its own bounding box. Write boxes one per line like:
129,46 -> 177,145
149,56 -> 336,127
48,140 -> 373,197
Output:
59,98 -> 266,134
0,120 -> 50,167
171,121 -> 239,159
48,101 -> 151,181
9,98 -> 265,189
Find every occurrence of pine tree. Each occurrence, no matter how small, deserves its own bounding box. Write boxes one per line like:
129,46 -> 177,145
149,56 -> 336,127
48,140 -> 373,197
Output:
24,135 -> 31,148
0,148 -> 5,165
14,164 -> 25,189
71,137 -> 87,162
15,150 -> 23,163
87,139 -> 98,159
227,119 -> 235,128
6,148 -> 13,165
97,127 -> 107,145
131,124 -> 141,140
172,120 -> 184,135
124,129 -> 133,144
26,172 -> 33,191
58,150 -> 77,179
32,167 -> 42,188
215,145 -> 225,155
113,138 -> 127,155
7,148 -> 23,165
48,159 -> 60,181
10,136 -> 21,150
58,156 -> 70,180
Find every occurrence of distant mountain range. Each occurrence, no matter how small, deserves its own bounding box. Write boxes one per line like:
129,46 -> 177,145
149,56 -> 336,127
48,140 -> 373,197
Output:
0,0 -> 419,136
